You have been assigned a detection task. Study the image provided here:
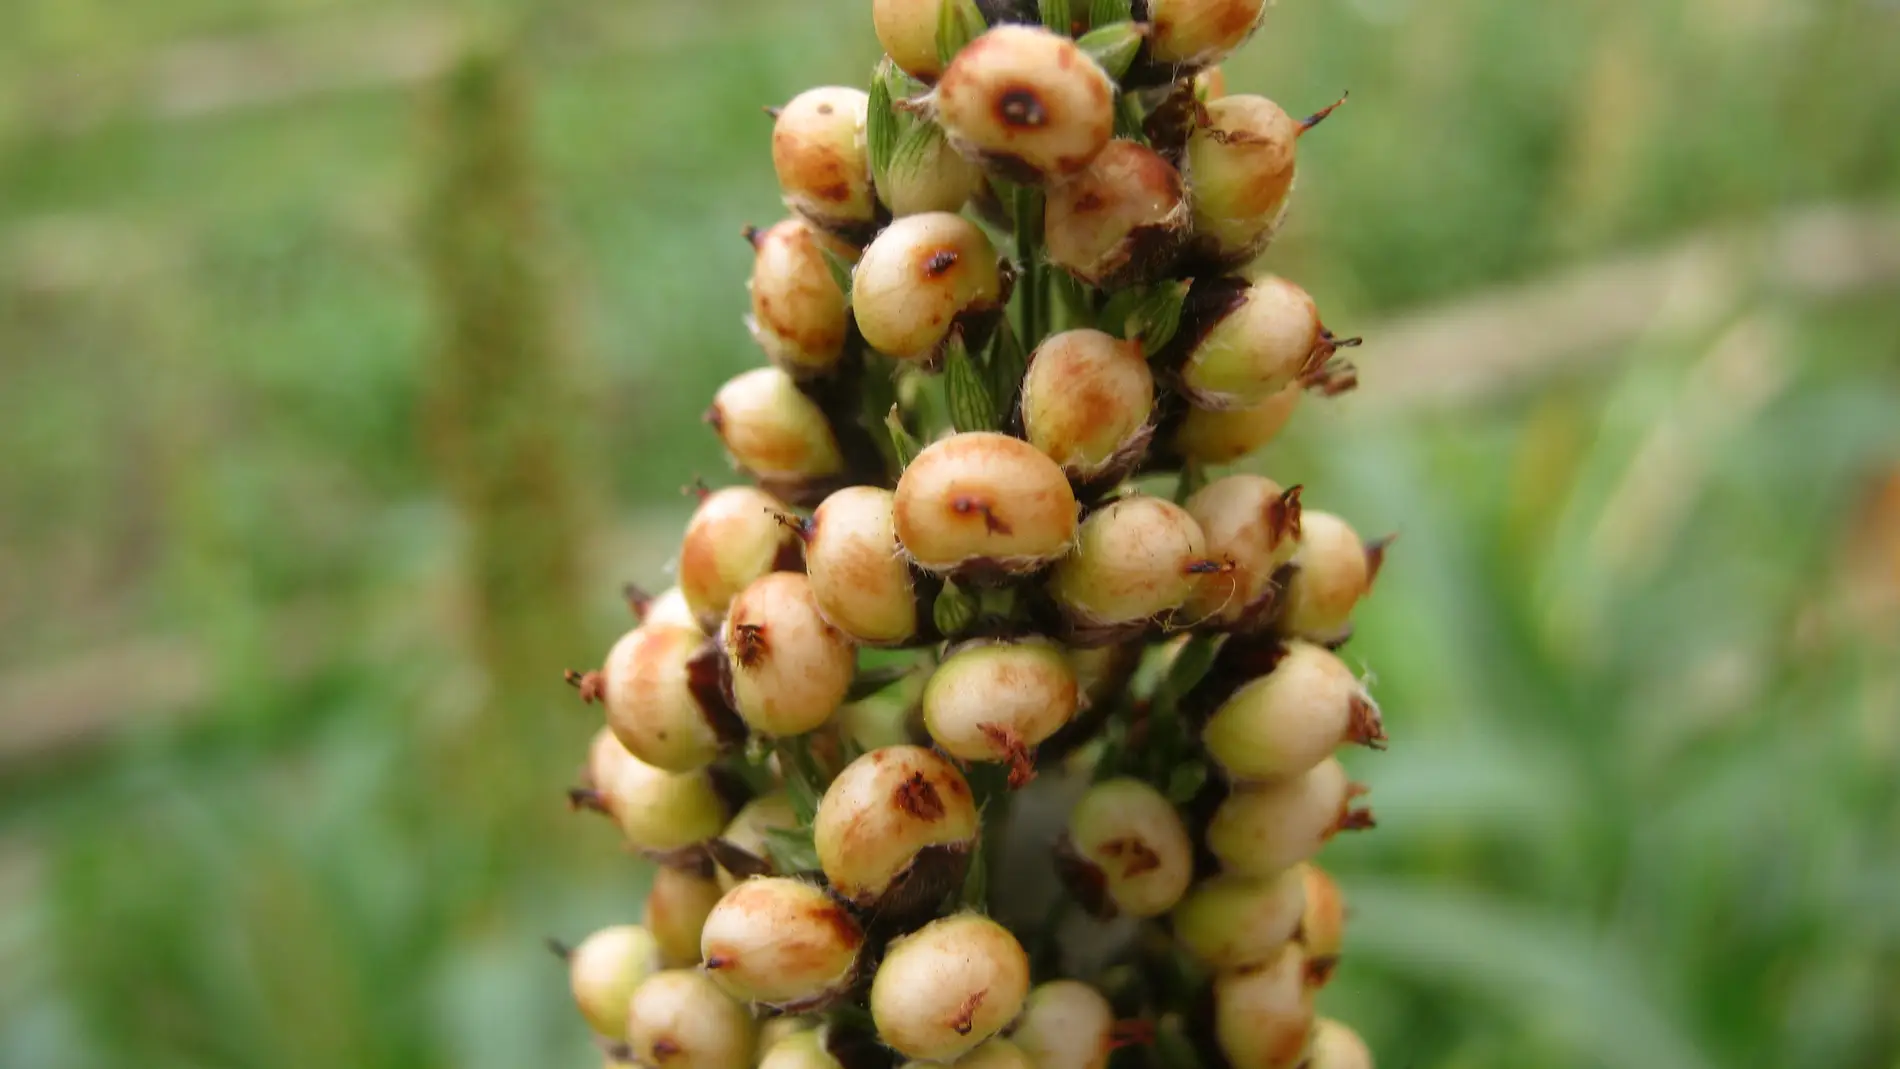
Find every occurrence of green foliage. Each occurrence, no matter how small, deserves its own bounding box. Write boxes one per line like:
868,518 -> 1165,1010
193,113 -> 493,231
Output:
1,2 -> 1898,1069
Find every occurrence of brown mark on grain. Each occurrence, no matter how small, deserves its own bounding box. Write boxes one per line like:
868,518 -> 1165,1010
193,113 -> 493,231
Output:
996,87 -> 1048,129
651,1038 -> 683,1062
977,723 -> 1037,788
924,249 -> 961,277
733,623 -> 770,669
808,902 -> 865,950
895,772 -> 947,820
1305,955 -> 1339,987
951,496 -> 1012,535
1099,836 -> 1163,878
949,989 -> 987,1035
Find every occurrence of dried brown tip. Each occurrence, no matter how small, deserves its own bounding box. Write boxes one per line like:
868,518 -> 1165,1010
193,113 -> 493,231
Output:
763,105 -> 783,119
949,990 -> 987,1035
1108,1019 -> 1157,1050
895,771 -> 947,820
1185,557 -> 1236,576
732,623 -> 770,669
951,495 -> 1013,535
1099,836 -> 1163,878
703,955 -> 732,970
652,1037 -> 683,1061
1271,485 -> 1305,546
979,723 -> 1038,789
1298,92 -> 1350,134
924,248 -> 961,277
565,669 -> 606,704
1365,534 -> 1396,588
683,478 -> 713,502
1333,783 -> 1376,834
567,787 -> 610,815
742,224 -> 764,248
1301,358 -> 1360,397
1347,694 -> 1388,750
1304,955 -> 1340,987
624,583 -> 655,619
545,937 -> 573,961
771,509 -> 815,542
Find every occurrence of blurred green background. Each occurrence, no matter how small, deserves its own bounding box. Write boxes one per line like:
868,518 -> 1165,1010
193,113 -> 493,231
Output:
3,0 -> 1898,1067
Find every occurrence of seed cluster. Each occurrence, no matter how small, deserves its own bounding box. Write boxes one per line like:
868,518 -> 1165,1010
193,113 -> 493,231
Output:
557,4 -> 1387,1069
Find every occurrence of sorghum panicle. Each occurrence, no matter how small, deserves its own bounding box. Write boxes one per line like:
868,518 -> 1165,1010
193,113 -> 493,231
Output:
559,4 -> 1398,1065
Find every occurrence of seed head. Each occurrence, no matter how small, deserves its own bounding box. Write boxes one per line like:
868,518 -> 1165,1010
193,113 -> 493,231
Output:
870,913 -> 1031,1062
1184,95 -> 1299,268
934,25 -> 1114,185
1183,475 -> 1303,628
894,431 -> 1079,578
805,486 -> 919,645
748,217 -> 858,377
644,866 -> 725,968
581,728 -> 730,856
813,745 -> 979,909
1278,510 -> 1382,644
1212,944 -> 1317,1069
1206,757 -> 1373,879
1043,142 -> 1189,289
707,368 -> 847,491
565,924 -> 662,1038
1146,0 -> 1269,68
1062,777 -> 1195,918
1021,330 -> 1155,482
1306,1018 -> 1372,1069
601,624 -> 731,773
723,572 -> 857,737
700,877 -> 864,1011
1203,640 -> 1383,781
1048,495 -> 1210,636
772,87 -> 877,242
713,793 -> 800,890
1295,862 -> 1346,987
922,639 -> 1080,785
1172,381 -> 1301,465
678,485 -> 803,630
1007,980 -> 1115,1069
624,969 -> 758,1069
1171,869 -> 1306,971
852,212 -> 1005,364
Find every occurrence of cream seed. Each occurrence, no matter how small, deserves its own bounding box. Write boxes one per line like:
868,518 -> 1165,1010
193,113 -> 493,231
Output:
722,572 -> 857,737
1021,330 -> 1156,483
934,25 -> 1115,184
852,212 -> 1006,364
893,431 -> 1079,578
772,87 -> 877,241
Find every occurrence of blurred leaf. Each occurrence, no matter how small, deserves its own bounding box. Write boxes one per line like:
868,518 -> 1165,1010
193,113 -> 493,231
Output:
1342,880 -> 1716,1069
1040,0 -> 1073,33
